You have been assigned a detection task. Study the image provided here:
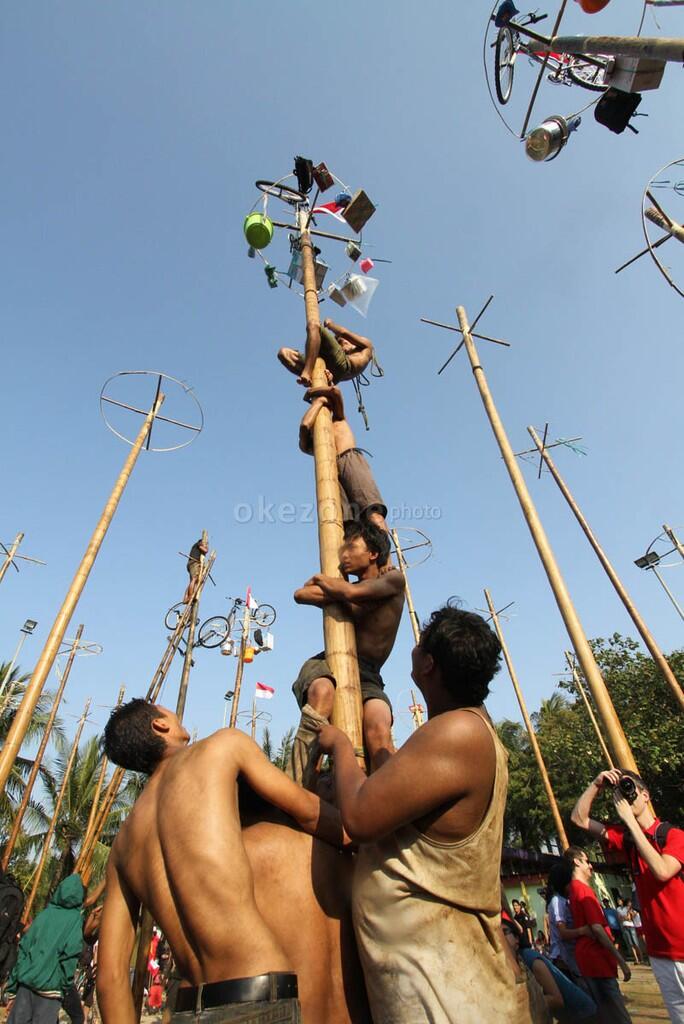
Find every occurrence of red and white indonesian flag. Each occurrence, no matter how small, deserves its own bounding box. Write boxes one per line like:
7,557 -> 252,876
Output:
246,586 -> 258,610
255,682 -> 275,700
312,200 -> 347,224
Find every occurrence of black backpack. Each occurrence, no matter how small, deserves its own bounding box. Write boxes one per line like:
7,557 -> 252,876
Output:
594,88 -> 642,135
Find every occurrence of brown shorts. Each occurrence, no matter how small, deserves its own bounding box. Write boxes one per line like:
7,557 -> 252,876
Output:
337,448 -> 387,522
187,560 -> 201,580
292,652 -> 392,715
294,326 -> 351,383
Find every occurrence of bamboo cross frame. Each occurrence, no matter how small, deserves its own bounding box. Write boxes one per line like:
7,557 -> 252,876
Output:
0,392 -> 165,796
23,697 -> 92,922
0,533 -> 24,584
485,590 -> 569,850
447,304 -> 640,773
297,207 -> 364,762
2,627 -> 85,871
527,426 -> 684,712
565,652 -> 614,769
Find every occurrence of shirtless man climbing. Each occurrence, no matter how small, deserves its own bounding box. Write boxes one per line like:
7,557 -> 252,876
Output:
96,701 -> 370,1023
278,318 -> 374,389
299,382 -> 387,533
290,520 -> 405,786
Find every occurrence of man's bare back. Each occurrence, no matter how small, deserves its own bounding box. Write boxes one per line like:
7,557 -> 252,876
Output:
98,709 -> 368,1023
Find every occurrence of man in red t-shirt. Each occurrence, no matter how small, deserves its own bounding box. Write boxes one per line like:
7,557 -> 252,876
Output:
572,768 -> 684,1023
564,845 -> 632,1023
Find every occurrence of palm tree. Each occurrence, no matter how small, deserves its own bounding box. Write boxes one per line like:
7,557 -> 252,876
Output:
262,727 -> 295,771
0,674 -> 64,840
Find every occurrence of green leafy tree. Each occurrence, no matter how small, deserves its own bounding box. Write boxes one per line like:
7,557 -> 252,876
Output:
496,636 -> 684,850
262,727 -> 295,771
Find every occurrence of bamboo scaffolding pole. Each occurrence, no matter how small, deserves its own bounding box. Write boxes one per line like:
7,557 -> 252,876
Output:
229,601 -> 252,730
0,533 -> 24,585
23,698 -> 91,922
2,627 -> 85,871
73,685 -> 125,877
409,689 -> 424,730
175,530 -> 208,723
527,427 -> 684,712
298,208 -> 364,761
565,652 -> 614,769
77,563 -> 214,882
251,696 -> 257,741
663,524 -> 684,561
646,207 -> 684,243
0,394 -> 164,796
457,305 -> 639,773
485,590 -> 568,850
391,529 -> 421,645
533,33 -> 684,62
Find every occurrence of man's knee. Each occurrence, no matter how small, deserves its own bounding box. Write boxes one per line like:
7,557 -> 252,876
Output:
363,700 -> 393,750
306,677 -> 335,717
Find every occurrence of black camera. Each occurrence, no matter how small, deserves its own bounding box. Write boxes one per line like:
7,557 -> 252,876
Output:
613,773 -> 638,805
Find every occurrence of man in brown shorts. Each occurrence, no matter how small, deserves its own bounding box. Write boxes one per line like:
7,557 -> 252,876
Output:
278,318 -> 374,389
96,700 -> 370,1024
291,519 -> 404,787
299,383 -> 387,533
182,536 -> 208,605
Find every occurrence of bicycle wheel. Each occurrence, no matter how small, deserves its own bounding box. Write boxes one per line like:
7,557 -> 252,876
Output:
567,58 -> 608,92
198,616 -> 230,648
255,180 -> 306,206
253,604 -> 276,628
164,603 -> 185,631
494,27 -> 515,104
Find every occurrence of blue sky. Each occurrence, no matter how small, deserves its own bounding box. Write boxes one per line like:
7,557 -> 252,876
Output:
2,1 -> 683,760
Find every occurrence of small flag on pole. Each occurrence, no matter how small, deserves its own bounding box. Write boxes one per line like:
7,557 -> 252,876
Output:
256,682 -> 275,700
246,587 -> 258,610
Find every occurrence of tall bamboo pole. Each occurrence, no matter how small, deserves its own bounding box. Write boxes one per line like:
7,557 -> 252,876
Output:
131,910 -> 155,1021
298,209 -> 363,760
485,590 -> 569,850
229,601 -> 252,729
0,394 -> 164,796
0,532 -> 24,585
457,305 -> 639,773
528,427 -> 684,712
565,652 -> 614,769
250,696 -> 257,741
74,685 -> 125,877
175,530 -> 208,723
409,689 -> 424,730
537,34 -> 684,63
23,698 -> 91,921
2,627 -> 85,871
391,529 -> 421,645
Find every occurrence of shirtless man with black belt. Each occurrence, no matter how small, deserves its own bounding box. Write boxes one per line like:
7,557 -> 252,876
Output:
278,319 -> 374,390
96,700 -> 370,1023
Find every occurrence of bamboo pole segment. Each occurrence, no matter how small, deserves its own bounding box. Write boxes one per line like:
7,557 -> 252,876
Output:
74,685 -> 125,877
457,305 -> 639,773
23,698 -> 91,922
297,208 -> 364,760
176,530 -> 208,723
251,696 -> 257,741
391,529 -> 421,645
663,524 -> 684,561
229,601 -> 252,729
527,427 -> 684,712
0,394 -> 164,796
646,207 -> 684,243
0,533 -> 24,584
2,627 -> 85,871
485,590 -> 569,850
409,689 -> 424,730
565,652 -> 614,769
535,33 -> 684,62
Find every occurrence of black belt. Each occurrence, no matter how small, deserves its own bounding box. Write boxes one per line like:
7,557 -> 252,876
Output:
175,973 -> 298,1012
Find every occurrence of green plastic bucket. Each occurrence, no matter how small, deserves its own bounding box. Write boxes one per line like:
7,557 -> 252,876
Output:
243,212 -> 274,250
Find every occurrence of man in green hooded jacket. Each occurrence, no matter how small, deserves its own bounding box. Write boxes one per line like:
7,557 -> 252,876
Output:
7,874 -> 85,1024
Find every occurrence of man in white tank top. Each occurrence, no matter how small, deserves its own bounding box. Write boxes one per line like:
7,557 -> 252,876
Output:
317,602 -> 531,1023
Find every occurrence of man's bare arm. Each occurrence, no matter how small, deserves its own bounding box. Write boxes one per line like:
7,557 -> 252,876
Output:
613,792 -> 683,882
571,769 -> 620,839
227,731 -> 346,848
318,712 -> 493,843
312,571 -> 404,606
294,579 -> 334,607
97,857 -> 139,1024
590,923 -> 631,981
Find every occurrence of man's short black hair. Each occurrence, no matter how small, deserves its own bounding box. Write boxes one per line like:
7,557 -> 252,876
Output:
547,859 -> 573,901
418,602 -> 501,706
343,519 -> 390,568
104,698 -> 166,775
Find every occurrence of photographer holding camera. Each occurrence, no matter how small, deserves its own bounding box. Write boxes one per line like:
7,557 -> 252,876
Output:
572,768 -> 684,1022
